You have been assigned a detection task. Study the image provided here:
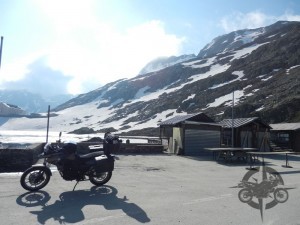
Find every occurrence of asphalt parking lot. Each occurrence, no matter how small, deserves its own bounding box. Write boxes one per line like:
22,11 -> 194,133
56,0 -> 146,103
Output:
1,154 -> 300,225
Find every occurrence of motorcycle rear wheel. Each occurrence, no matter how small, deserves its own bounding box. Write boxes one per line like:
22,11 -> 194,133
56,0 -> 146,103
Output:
20,167 -> 51,191
89,171 -> 112,186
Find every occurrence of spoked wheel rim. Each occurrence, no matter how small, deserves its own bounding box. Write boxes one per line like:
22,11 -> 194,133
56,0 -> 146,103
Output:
93,173 -> 109,182
89,171 -> 112,186
21,168 -> 50,191
25,171 -> 47,189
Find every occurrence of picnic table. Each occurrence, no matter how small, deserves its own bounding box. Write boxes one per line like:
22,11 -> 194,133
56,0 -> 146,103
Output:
204,147 -> 258,162
246,151 -> 300,169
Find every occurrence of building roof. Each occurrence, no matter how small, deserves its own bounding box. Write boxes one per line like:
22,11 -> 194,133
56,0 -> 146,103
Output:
219,117 -> 270,129
159,113 -> 214,126
270,123 -> 300,131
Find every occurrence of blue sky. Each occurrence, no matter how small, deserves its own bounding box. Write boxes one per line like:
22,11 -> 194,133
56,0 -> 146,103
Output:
0,0 -> 300,96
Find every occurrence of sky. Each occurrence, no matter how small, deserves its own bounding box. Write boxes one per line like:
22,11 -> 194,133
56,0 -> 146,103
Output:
0,0 -> 300,97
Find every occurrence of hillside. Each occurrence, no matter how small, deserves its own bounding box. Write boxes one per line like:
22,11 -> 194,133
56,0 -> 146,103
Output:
1,21 -> 299,135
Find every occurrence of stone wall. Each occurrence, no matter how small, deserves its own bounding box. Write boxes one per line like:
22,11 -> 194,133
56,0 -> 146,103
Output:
118,144 -> 165,154
0,143 -> 44,172
79,142 -> 165,154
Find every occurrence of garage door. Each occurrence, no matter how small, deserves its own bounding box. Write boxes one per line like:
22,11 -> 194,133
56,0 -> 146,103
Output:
184,129 -> 220,155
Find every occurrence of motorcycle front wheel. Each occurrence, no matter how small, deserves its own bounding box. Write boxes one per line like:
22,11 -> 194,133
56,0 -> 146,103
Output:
20,167 -> 51,191
89,171 -> 112,186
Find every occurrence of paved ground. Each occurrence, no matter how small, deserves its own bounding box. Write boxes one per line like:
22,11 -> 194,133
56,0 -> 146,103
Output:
1,153 -> 300,225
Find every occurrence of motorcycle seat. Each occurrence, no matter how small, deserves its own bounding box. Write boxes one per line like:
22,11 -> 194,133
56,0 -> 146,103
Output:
79,151 -> 104,159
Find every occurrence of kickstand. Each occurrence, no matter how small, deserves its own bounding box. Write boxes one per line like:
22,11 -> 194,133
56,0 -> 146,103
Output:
73,181 -> 79,191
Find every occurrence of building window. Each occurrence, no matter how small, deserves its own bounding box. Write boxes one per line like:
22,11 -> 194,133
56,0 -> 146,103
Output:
278,133 -> 289,143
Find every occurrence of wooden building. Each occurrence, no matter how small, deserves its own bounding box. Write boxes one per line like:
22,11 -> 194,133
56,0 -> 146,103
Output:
270,123 -> 300,152
218,117 -> 271,151
159,113 -> 221,155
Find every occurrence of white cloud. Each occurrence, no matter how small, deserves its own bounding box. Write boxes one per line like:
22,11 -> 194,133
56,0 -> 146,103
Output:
219,11 -> 300,33
0,51 -> 44,83
43,20 -> 184,94
5,0 -> 184,95
279,11 -> 300,22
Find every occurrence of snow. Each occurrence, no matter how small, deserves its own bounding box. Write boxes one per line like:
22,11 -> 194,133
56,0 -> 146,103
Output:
267,33 -> 279,39
126,60 -> 231,108
182,57 -> 216,69
230,43 -> 268,61
261,76 -> 273,81
256,106 -> 265,111
189,63 -> 231,83
202,39 -> 216,51
111,98 -> 124,106
205,90 -> 244,109
222,40 -> 228,44
134,86 -> 150,99
0,39 -> 272,135
244,85 -> 252,90
232,71 -> 244,78
182,94 -> 196,103
188,103 -> 195,108
232,29 -> 265,46
209,70 -> 244,90
0,129 -> 103,144
286,65 -> 300,75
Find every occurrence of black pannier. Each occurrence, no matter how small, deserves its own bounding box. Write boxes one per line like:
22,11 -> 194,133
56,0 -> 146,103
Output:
95,155 -> 115,173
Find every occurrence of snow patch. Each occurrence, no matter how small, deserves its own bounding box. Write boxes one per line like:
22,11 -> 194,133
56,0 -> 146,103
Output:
134,86 -> 150,99
256,106 -> 265,111
286,65 -> 300,75
205,90 -> 244,109
262,76 -> 273,81
230,43 -> 268,61
209,70 -> 244,90
182,56 -> 216,69
183,94 -> 196,103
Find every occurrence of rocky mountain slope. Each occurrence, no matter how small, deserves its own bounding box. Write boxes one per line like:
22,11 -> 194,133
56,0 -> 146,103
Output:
1,21 -> 299,135
138,54 -> 196,75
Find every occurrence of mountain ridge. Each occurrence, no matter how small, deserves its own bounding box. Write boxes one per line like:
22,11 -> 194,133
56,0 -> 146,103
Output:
1,21 -> 299,135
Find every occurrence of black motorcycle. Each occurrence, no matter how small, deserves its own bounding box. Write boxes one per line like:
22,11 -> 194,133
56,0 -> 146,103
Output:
20,132 -> 121,192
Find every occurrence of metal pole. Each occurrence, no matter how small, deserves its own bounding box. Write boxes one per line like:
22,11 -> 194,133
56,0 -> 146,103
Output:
0,36 -> 3,69
232,89 -> 234,147
46,105 -> 50,143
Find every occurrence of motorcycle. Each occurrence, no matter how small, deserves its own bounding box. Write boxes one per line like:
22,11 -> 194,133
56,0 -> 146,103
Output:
20,132 -> 121,192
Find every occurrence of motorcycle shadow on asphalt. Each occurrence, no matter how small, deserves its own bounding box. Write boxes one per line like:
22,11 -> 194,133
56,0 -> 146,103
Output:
16,185 -> 150,224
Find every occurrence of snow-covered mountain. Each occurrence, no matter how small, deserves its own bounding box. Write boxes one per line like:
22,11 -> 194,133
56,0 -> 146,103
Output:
0,90 -> 73,113
0,102 -> 27,116
1,21 -> 299,135
139,54 -> 196,75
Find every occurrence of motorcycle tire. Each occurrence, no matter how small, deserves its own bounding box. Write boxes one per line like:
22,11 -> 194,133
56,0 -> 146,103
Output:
20,167 -> 51,191
238,188 -> 253,203
89,171 -> 112,186
274,188 -> 289,203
